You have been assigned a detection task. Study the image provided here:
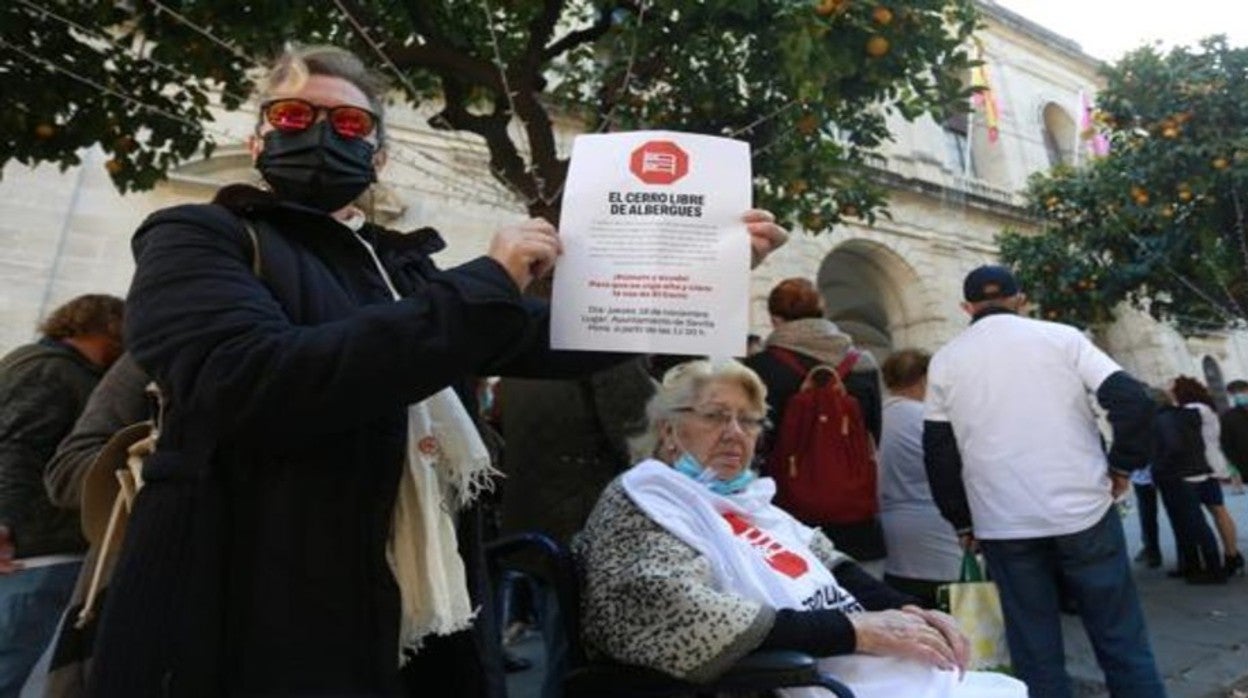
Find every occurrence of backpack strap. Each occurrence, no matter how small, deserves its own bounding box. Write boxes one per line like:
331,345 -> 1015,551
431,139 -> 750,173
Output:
768,346 -> 810,380
835,349 -> 860,379
771,345 -> 861,382
242,218 -> 263,277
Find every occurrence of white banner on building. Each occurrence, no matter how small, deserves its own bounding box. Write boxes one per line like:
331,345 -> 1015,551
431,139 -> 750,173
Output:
551,131 -> 751,356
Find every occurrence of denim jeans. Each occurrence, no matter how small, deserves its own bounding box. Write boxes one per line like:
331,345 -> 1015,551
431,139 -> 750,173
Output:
980,509 -> 1165,698
0,561 -> 80,698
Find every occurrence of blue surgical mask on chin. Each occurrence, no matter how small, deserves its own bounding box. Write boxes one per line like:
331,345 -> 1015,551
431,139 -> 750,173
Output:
1234,393 -> 1248,408
673,451 -> 756,496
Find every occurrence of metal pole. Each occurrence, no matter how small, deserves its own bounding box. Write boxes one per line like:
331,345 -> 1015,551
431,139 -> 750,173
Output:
36,148 -> 89,333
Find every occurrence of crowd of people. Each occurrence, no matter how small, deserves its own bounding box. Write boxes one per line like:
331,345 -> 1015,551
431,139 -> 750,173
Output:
1,41 -> 1243,698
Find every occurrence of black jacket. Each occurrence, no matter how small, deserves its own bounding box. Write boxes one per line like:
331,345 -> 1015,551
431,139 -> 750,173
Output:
1220,406 -> 1248,470
1152,406 -> 1211,482
89,185 -> 620,697
0,338 -> 103,557
45,351 -> 151,511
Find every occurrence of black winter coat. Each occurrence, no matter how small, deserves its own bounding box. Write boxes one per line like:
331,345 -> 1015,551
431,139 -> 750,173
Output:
0,339 -> 102,557
1152,406 -> 1212,482
89,185 -> 619,697
1221,406 -> 1248,470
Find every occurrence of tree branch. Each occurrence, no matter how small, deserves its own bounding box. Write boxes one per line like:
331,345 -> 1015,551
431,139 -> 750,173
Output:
436,79 -> 540,206
542,2 -> 635,61
526,0 -> 564,64
397,0 -> 450,46
387,43 -> 500,90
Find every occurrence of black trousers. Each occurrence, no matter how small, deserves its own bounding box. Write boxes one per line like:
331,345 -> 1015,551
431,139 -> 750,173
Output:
1155,477 -> 1221,573
1133,482 -> 1160,555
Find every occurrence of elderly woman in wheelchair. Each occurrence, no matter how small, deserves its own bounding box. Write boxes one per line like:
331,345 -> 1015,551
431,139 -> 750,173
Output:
572,359 -> 1027,698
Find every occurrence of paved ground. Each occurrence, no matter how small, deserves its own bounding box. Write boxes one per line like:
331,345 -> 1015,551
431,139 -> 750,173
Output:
1064,488 -> 1248,698
504,486 -> 1248,697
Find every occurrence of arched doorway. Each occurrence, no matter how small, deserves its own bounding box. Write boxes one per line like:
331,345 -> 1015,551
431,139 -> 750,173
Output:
1042,102 -> 1077,167
816,239 -> 924,361
1204,355 -> 1229,412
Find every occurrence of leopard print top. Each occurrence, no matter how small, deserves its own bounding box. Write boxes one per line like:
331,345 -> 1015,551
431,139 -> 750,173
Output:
572,476 -> 847,683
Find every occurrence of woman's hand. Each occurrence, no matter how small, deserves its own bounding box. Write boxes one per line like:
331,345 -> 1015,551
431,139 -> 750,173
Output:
743,209 -> 789,269
488,218 -> 562,292
901,605 -> 970,676
848,608 -> 963,672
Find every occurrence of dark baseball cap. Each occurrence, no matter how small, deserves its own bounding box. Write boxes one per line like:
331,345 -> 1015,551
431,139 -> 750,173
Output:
963,265 -> 1019,302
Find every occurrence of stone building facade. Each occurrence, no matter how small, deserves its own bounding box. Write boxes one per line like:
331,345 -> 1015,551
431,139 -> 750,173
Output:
2,0 -> 1245,394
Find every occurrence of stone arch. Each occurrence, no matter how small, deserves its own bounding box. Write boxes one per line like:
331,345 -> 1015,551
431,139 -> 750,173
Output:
1041,102 -> 1077,167
815,238 -> 926,361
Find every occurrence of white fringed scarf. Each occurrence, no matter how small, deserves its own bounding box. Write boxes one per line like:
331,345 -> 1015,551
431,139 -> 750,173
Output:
345,218 -> 499,661
389,390 -> 496,658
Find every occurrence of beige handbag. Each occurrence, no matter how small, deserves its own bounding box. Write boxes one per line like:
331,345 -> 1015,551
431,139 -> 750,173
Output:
75,417 -> 157,629
937,551 -> 1012,672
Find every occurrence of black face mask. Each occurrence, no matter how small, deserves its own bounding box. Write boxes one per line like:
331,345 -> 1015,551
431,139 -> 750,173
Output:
256,121 -> 377,212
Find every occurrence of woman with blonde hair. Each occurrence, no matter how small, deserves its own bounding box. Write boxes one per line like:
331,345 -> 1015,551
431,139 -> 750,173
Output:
575,359 -> 1026,697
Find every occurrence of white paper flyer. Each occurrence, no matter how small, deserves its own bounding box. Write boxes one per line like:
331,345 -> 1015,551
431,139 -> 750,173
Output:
551,131 -> 751,356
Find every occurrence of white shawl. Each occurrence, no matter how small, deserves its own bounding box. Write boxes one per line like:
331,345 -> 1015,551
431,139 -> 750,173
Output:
621,460 -> 1026,698
389,390 -> 495,656
348,224 -> 498,659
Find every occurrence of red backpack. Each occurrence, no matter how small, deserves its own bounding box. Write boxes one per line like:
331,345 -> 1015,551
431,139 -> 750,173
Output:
765,347 -> 878,525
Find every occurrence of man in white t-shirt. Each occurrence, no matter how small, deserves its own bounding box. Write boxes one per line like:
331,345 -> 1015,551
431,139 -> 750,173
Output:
923,265 -> 1164,698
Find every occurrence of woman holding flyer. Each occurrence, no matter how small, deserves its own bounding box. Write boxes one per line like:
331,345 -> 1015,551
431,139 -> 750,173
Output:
87,44 -> 788,698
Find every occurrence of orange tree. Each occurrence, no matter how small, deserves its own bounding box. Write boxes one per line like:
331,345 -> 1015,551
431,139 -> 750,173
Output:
2,0 -> 977,226
1000,36 -> 1248,332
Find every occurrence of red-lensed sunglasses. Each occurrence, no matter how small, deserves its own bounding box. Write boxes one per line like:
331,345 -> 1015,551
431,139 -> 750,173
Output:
260,98 -> 379,140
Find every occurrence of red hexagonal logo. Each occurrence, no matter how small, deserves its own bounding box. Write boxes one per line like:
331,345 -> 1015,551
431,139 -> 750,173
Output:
629,140 -> 689,185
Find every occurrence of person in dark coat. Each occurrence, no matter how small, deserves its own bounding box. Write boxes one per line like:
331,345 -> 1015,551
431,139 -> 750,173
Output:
0,294 -> 124,696
744,277 -> 884,560
87,44 -> 790,698
1152,392 -> 1226,584
18,351 -> 150,698
1220,379 -> 1248,494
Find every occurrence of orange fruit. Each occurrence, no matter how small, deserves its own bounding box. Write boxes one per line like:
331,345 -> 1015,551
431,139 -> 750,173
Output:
1178,190 -> 1193,202
1162,126 -> 1179,139
814,0 -> 837,15
114,136 -> 137,153
797,113 -> 820,135
871,6 -> 893,25
104,159 -> 124,175
34,123 -> 56,140
790,179 -> 809,194
1213,157 -> 1230,170
865,35 -> 890,58
840,204 -> 859,218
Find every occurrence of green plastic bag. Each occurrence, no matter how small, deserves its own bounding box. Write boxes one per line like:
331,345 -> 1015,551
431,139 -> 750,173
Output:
937,550 -> 1011,673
